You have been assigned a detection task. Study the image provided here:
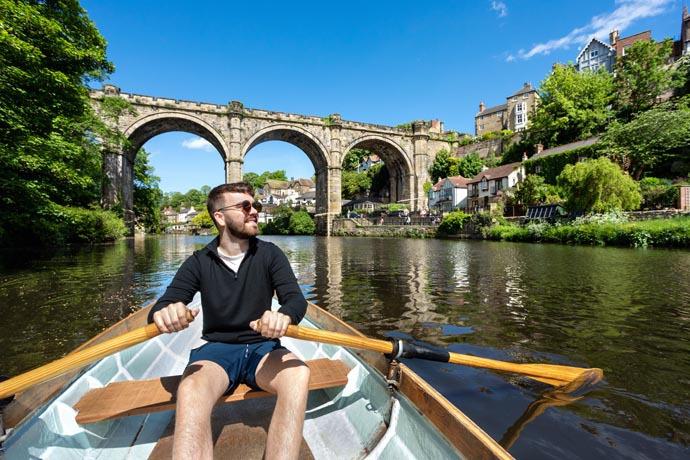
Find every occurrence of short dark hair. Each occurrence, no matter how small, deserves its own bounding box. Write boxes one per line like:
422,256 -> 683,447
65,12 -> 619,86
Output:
206,182 -> 255,226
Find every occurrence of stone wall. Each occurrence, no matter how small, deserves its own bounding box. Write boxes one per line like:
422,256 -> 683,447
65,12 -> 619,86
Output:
331,218 -> 436,238
453,138 -> 503,159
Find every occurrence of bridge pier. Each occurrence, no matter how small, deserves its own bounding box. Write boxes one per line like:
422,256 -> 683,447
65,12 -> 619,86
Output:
101,149 -> 135,234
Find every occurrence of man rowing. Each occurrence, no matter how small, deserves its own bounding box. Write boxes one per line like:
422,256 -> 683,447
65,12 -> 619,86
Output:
148,182 -> 309,459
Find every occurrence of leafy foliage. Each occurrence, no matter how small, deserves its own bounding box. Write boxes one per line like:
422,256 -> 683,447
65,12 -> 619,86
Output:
529,64 -> 614,147
486,217 -> 690,248
261,205 -> 315,235
289,211 -> 316,235
133,149 -> 163,232
600,97 -> 690,179
0,0 -> 116,246
429,149 -> 459,183
191,209 -> 216,230
437,211 -> 470,235
524,144 -> 603,184
557,157 -> 641,213
341,170 -> 372,199
512,174 -> 562,206
242,170 -> 288,191
638,177 -> 679,209
614,39 -> 678,120
457,153 -> 483,178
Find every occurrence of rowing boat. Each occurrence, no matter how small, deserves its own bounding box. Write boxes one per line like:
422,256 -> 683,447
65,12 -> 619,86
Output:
0,296 -> 512,459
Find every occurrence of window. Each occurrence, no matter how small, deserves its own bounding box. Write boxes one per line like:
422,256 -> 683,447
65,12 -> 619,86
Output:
591,64 -> 598,71
480,178 -> 488,191
590,49 -> 598,58
516,102 -> 524,113
517,113 -> 524,124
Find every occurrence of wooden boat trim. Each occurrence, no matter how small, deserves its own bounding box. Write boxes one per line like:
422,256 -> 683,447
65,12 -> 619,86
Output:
304,302 -> 512,460
4,299 -> 513,459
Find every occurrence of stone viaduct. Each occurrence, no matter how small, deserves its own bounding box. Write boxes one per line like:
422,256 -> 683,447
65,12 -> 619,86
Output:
90,84 -> 456,234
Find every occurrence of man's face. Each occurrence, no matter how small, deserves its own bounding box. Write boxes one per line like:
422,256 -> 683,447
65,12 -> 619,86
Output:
213,192 -> 259,239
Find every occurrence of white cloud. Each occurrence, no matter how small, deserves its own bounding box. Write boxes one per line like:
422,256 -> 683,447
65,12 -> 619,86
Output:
491,1 -> 508,18
182,136 -> 214,152
507,0 -> 671,61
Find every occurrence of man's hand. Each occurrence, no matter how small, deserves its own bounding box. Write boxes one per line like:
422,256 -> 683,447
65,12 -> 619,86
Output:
249,310 -> 291,339
152,302 -> 199,333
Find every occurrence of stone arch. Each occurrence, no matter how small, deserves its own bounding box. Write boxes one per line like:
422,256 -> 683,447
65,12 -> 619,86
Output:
123,111 -> 229,161
241,124 -> 329,172
241,124 -> 331,217
342,135 -> 414,205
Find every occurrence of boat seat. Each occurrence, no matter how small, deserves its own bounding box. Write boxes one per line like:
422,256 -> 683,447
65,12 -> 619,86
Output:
73,358 -> 350,424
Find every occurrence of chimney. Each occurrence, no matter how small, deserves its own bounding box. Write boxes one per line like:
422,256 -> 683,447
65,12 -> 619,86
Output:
609,29 -> 619,46
479,101 -> 485,112
535,143 -> 544,154
522,152 -> 529,162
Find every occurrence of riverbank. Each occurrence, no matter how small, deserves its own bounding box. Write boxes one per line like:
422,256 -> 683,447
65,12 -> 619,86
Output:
483,215 -> 690,248
330,214 -> 690,248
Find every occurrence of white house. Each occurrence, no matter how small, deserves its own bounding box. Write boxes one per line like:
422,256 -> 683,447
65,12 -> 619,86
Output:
431,176 -> 470,213
575,37 -> 615,72
467,163 -> 525,212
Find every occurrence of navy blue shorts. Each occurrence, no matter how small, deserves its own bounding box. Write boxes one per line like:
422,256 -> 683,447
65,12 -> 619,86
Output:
187,340 -> 286,394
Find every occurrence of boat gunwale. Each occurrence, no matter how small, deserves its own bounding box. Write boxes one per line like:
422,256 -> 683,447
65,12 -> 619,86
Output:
3,300 -> 513,459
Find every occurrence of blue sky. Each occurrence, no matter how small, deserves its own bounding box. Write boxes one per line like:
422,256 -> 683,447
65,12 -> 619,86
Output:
82,0 -> 685,192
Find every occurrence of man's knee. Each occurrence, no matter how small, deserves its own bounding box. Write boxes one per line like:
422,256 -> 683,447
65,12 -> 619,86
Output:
277,361 -> 310,394
176,362 -> 227,409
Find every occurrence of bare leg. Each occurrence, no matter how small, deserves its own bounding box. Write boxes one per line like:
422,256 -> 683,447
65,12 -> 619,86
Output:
172,360 -> 229,460
255,349 -> 311,460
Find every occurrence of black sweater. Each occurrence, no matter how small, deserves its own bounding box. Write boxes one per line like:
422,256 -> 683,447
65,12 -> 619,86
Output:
147,237 -> 307,344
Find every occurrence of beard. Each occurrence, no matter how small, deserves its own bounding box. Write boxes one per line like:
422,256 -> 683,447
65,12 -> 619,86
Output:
225,218 -> 258,239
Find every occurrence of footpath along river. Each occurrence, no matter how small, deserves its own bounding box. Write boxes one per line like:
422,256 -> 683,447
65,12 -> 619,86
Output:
0,234 -> 688,459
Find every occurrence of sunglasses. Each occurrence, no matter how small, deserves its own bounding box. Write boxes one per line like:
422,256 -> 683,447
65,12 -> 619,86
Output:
216,200 -> 262,214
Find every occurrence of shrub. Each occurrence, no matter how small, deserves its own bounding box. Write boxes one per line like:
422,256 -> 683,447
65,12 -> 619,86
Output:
52,206 -> 127,244
558,157 -> 641,213
289,211 -> 316,235
437,211 -> 470,235
639,177 -> 678,209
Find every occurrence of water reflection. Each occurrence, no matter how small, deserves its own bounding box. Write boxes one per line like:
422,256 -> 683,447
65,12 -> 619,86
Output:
1,235 -> 689,459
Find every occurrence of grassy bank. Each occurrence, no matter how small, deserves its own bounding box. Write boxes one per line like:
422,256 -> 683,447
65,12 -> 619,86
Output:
483,216 -> 690,248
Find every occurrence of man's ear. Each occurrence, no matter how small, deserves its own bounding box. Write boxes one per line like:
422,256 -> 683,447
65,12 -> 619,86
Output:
212,210 -> 224,228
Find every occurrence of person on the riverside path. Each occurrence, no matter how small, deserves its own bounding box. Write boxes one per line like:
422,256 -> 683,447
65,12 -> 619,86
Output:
148,182 -> 309,460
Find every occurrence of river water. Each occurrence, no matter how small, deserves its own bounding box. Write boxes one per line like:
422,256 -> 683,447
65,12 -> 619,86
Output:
0,235 -> 688,459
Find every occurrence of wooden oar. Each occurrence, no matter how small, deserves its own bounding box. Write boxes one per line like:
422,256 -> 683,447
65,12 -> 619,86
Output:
281,324 -> 603,390
0,312 -> 195,400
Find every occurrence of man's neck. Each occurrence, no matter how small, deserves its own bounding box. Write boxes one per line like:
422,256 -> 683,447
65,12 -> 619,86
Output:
218,232 -> 250,256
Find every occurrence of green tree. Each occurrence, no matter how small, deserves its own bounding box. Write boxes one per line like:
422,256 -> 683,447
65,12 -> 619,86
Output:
614,39 -> 677,120
341,170 -> 372,199
429,149 -> 459,183
457,153 -> 483,178
638,177 -> 678,209
513,175 -> 551,206
342,148 -> 371,171
557,158 -> 641,213
601,97 -> 690,179
288,211 -> 315,235
191,209 -> 216,229
529,64 -> 614,147
261,205 -> 292,235
0,0 -> 115,246
133,149 -> 163,232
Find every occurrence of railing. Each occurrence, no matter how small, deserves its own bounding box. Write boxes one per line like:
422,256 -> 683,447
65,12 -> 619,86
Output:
364,216 -> 441,226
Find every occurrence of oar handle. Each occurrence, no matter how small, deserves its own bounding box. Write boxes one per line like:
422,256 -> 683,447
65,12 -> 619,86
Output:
0,310 -> 196,400
285,324 -> 394,354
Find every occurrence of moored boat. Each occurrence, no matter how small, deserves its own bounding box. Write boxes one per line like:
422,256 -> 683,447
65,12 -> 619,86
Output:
0,297 -> 512,459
